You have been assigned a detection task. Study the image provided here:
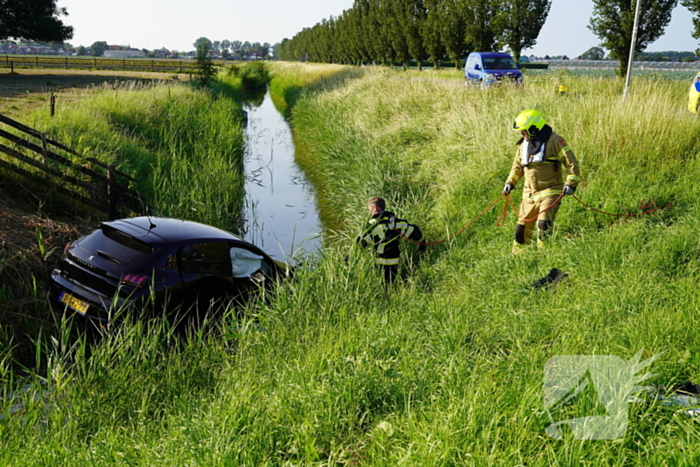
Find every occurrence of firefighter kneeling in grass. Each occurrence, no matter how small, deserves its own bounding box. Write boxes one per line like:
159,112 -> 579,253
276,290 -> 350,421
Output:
503,110 -> 581,254
357,197 -> 425,284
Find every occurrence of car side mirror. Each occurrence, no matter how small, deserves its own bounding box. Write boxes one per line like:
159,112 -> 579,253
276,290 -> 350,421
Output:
474,64 -> 481,70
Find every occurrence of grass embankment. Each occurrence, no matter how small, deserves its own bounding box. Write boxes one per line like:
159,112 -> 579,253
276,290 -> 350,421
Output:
268,62 -> 365,230
3,65 -> 700,465
259,66 -> 700,464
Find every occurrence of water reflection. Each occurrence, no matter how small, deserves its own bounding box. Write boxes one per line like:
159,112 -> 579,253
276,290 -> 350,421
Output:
241,92 -> 322,263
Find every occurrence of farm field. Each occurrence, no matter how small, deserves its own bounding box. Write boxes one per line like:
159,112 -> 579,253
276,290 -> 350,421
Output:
0,68 -> 192,118
2,62 -> 700,465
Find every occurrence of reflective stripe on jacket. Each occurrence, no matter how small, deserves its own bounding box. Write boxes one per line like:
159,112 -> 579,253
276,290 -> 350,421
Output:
359,211 -> 423,264
506,131 -> 580,195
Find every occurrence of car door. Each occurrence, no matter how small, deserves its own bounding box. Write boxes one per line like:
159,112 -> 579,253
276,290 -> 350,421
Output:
465,56 -> 480,83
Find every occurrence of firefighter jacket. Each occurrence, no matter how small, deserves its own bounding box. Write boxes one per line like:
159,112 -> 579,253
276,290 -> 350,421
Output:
689,72 -> 700,114
358,211 -> 424,265
506,128 -> 580,200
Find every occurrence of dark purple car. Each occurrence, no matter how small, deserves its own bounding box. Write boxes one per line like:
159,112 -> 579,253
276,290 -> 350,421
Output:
50,217 -> 288,322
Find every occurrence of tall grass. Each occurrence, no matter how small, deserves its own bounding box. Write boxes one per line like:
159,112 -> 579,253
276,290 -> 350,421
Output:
3,65 -> 700,465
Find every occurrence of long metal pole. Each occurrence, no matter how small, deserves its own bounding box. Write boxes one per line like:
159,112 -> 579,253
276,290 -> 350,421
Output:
623,0 -> 642,102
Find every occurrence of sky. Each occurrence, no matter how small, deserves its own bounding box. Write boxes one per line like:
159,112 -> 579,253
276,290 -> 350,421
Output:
57,0 -> 696,56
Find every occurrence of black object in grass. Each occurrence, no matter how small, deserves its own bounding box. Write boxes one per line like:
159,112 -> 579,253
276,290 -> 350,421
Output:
532,268 -> 568,290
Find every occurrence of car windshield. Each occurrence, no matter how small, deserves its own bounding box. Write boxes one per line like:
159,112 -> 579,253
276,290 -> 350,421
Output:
76,225 -> 154,268
482,57 -> 517,70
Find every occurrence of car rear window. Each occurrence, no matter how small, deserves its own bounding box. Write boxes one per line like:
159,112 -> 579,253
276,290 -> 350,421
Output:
77,225 -> 154,268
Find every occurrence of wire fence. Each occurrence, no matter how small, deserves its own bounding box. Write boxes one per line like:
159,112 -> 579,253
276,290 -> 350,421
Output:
0,55 -> 221,73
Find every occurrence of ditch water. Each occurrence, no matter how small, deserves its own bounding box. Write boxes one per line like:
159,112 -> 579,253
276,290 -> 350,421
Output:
241,91 -> 322,263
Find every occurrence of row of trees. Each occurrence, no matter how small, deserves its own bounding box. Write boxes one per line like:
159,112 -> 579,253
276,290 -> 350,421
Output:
276,0 -> 551,69
277,0 -> 693,77
193,37 -> 272,60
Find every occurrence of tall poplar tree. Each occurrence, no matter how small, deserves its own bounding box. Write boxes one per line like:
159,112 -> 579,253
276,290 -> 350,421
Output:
462,0 -> 499,53
350,0 -> 373,64
589,0 -> 678,77
493,0 -> 551,64
368,0 -> 396,64
400,0 -> 428,70
387,0 -> 412,69
442,0 -> 470,67
423,0 -> 447,68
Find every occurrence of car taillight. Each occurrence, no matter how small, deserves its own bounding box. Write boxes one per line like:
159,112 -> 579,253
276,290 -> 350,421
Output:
63,242 -> 71,255
122,274 -> 149,287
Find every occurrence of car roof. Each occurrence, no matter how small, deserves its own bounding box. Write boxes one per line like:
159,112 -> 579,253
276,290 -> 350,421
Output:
104,217 -> 245,245
470,52 -> 513,58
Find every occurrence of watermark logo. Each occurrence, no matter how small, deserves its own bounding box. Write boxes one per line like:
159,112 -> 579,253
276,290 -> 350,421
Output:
543,350 -> 661,440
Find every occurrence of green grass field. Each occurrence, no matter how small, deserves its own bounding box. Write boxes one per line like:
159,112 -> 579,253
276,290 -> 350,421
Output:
2,63 -> 700,465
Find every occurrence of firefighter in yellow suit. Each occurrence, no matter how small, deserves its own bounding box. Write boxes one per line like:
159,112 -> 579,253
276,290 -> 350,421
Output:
688,72 -> 700,114
503,110 -> 580,254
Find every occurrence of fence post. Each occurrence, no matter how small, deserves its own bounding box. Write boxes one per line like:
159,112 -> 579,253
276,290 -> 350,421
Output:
9,61 -> 13,74
65,57 -> 68,69
94,58 -> 97,69
107,164 -> 119,219
179,61 -> 182,72
50,93 -> 56,117
36,56 -> 39,67
123,58 -> 126,70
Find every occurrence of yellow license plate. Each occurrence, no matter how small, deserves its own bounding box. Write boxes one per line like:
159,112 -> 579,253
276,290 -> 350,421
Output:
59,292 -> 90,315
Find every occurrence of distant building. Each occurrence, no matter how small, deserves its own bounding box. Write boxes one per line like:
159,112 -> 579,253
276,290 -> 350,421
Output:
154,48 -> 170,58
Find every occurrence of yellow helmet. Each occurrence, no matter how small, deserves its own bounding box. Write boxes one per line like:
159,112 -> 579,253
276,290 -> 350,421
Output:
513,109 -> 546,136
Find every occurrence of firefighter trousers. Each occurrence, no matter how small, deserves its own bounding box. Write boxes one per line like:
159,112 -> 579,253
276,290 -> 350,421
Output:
514,192 -> 561,248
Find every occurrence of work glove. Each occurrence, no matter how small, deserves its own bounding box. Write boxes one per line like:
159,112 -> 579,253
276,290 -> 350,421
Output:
562,185 -> 576,196
503,183 -> 514,195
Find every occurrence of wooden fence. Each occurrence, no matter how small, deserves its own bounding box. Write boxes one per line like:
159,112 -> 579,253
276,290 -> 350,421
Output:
0,113 -> 148,219
0,55 -> 213,73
